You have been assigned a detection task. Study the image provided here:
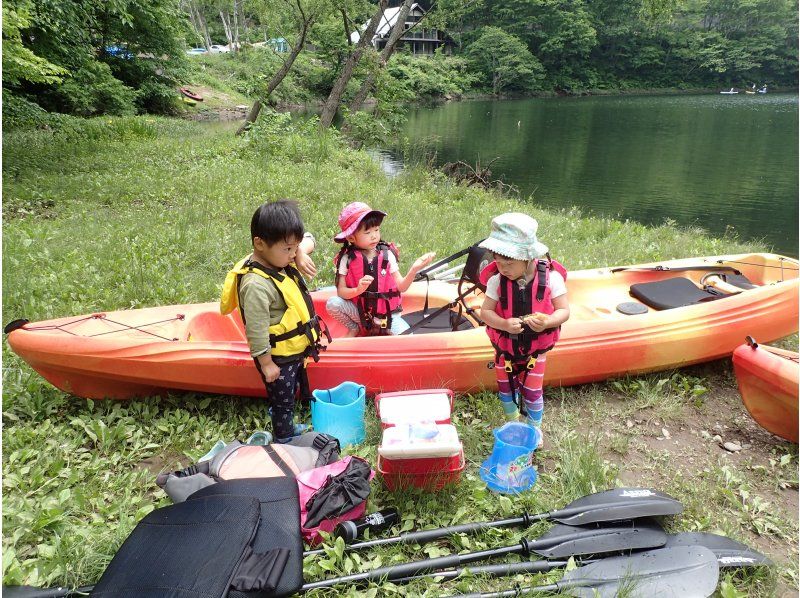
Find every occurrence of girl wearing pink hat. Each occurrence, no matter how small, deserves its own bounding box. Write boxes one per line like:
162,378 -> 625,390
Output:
326,202 -> 435,337
478,213 -> 570,447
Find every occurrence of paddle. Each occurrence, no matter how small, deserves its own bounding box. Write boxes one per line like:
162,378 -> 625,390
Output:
300,520 -> 667,590
6,529 -> 768,598
393,529 -> 772,585
452,546 -> 720,598
665,532 -> 773,568
304,487 -> 682,556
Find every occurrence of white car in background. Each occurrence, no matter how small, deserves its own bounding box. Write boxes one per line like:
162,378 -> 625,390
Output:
209,44 -> 231,53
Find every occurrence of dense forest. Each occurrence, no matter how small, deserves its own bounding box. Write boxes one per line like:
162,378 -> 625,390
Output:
3,0 -> 797,120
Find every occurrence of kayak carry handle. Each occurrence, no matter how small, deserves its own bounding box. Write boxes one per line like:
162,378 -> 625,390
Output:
745,335 -> 758,348
4,319 -> 29,334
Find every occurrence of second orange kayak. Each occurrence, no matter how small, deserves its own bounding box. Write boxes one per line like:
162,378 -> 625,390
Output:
733,337 -> 799,443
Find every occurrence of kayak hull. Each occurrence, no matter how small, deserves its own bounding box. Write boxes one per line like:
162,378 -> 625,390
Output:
733,342 -> 799,442
7,253 -> 799,400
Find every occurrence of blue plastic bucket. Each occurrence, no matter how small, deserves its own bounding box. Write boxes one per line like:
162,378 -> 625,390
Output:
311,381 -> 366,447
480,422 -> 540,494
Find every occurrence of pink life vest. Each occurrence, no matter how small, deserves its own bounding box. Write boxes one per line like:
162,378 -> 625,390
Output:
479,258 -> 567,364
335,242 -> 402,331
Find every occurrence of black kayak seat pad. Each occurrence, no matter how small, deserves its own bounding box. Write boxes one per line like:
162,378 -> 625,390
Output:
629,277 -> 735,311
189,477 -> 304,598
91,494 -> 262,598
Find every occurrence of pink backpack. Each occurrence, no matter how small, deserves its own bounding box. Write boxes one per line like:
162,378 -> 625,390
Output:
297,456 -> 375,545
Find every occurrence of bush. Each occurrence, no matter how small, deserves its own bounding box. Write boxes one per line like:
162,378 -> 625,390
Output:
50,62 -> 137,116
2,92 -> 54,129
135,78 -> 180,114
386,53 -> 477,99
244,108 -> 344,163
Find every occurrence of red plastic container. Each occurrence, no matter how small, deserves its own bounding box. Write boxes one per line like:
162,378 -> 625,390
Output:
375,388 -> 455,429
377,450 -> 465,491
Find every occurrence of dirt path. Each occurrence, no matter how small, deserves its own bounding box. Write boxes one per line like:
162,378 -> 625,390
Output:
542,360 -> 798,595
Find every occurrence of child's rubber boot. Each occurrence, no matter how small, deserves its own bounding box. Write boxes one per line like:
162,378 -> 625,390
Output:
499,391 -> 519,421
245,430 -> 273,445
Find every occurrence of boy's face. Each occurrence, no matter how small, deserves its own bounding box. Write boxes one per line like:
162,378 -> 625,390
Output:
347,225 -> 380,251
493,252 -> 530,281
253,236 -> 300,270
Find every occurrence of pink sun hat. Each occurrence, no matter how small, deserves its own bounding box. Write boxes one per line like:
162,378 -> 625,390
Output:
334,202 -> 387,242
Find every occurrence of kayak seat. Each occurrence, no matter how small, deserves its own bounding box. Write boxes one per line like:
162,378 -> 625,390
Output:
629,277 -> 730,310
714,273 -> 757,290
403,308 -> 476,334
188,311 -> 247,342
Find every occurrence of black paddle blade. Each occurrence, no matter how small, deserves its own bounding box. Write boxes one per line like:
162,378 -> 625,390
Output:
562,546 -> 719,598
665,532 -> 773,568
551,488 -> 683,525
529,520 -> 666,558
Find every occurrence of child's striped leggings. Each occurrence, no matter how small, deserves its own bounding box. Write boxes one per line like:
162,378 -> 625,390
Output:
495,355 -> 546,428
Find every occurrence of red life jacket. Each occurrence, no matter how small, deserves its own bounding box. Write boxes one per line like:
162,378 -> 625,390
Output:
480,257 -> 568,364
334,241 -> 401,332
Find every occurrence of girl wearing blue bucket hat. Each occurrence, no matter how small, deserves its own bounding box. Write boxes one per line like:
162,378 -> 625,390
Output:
477,213 -> 570,446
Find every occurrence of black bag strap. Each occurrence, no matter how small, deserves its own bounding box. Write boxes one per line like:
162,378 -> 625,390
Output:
263,445 -> 296,478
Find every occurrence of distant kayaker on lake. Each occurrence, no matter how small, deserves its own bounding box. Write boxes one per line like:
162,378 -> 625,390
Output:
326,201 -> 435,337
220,200 -> 326,443
478,213 -> 570,446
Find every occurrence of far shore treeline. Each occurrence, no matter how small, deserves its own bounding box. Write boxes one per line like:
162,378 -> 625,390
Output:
3,0 -> 797,125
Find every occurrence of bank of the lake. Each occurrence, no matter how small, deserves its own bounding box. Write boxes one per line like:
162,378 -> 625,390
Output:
3,116 -> 797,595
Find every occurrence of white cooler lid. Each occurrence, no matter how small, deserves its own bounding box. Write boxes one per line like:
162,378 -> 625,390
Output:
379,392 -> 452,424
378,423 -> 462,459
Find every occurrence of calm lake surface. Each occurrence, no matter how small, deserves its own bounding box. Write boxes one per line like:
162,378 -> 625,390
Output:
380,93 -> 798,256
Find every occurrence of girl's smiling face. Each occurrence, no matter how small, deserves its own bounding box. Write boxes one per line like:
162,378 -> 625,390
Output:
493,252 -> 530,280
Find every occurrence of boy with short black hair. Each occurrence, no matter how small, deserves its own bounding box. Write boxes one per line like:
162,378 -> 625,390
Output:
220,200 -> 326,443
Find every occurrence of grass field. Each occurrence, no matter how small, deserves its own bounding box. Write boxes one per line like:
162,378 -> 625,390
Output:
3,114 -> 797,596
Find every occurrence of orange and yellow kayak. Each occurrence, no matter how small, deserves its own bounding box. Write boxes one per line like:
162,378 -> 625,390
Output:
6,252 -> 798,400
732,338 -> 798,443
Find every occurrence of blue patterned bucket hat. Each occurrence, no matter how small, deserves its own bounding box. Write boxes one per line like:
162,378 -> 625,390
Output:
479,213 -> 548,261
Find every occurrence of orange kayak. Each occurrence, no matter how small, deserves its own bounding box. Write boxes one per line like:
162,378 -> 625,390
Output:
6,252 -> 798,400
732,337 -> 798,442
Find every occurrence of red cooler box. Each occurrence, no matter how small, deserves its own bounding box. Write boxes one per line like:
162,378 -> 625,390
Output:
377,422 -> 464,491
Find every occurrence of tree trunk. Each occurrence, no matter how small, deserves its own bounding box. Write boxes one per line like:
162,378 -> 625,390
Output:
237,21 -> 311,135
220,10 -> 233,48
189,0 -> 213,51
319,0 -> 388,129
348,0 -> 413,113
232,0 -> 240,52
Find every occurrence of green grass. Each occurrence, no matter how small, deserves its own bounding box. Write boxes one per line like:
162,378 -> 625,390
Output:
3,114 -> 796,595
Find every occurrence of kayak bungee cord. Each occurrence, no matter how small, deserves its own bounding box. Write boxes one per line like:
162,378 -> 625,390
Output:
10,313 -> 185,341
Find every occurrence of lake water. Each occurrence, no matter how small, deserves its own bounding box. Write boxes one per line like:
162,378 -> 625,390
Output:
379,93 -> 798,256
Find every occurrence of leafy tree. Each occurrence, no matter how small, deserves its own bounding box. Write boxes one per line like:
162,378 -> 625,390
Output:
3,0 -> 187,116
2,1 -> 67,85
466,26 -> 544,93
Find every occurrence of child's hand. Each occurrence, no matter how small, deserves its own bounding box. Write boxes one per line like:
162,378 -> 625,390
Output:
261,360 -> 281,383
412,252 -> 436,273
523,312 -> 550,332
356,275 -> 374,292
505,317 -> 524,334
294,251 -> 317,279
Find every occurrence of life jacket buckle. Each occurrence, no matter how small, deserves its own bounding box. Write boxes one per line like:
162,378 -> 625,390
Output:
526,356 -> 537,370
379,317 -> 388,329
504,360 -> 514,373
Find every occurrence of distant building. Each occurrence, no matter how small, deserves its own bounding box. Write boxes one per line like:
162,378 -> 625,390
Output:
267,38 -> 289,53
351,3 -> 452,56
